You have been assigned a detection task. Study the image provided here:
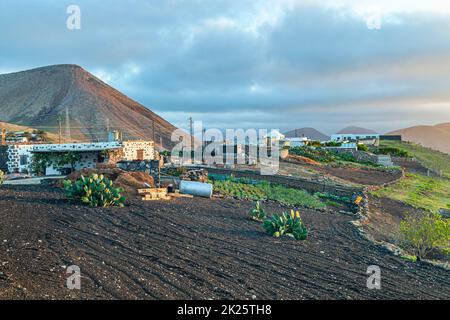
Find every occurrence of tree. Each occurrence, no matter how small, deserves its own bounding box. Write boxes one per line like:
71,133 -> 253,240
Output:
400,212 -> 450,260
31,153 -> 53,176
56,152 -> 82,172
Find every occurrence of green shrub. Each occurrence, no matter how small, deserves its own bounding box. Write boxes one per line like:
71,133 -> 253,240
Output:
63,174 -> 126,207
374,147 -> 411,158
289,147 -> 336,163
333,152 -> 356,162
357,144 -> 369,152
400,212 -> 450,260
322,141 -> 342,147
249,201 -> 266,222
263,210 -> 308,240
315,192 -> 352,204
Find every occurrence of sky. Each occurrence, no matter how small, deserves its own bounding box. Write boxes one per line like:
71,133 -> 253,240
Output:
1,0 -> 450,134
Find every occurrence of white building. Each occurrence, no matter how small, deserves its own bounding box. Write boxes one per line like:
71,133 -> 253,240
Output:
286,137 -> 309,147
1,140 -> 155,175
331,133 -> 380,142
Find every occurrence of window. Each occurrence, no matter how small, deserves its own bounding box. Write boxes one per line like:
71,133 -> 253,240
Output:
20,155 -> 28,166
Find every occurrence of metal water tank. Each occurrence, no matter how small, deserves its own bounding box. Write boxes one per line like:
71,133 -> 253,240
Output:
179,181 -> 213,198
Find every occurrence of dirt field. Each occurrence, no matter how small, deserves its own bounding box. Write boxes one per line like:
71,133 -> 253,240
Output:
365,196 -> 424,243
316,165 -> 402,186
279,162 -> 402,186
0,185 -> 449,300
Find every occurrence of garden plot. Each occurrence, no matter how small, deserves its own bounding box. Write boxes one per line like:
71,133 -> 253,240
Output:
0,185 -> 449,300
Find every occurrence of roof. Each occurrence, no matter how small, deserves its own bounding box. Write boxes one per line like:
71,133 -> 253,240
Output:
31,142 -> 122,153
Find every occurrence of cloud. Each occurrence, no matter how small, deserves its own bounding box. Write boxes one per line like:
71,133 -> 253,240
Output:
0,0 -> 450,133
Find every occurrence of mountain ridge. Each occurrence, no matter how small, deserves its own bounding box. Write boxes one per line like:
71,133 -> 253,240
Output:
284,127 -> 330,141
388,123 -> 450,154
0,64 -> 178,149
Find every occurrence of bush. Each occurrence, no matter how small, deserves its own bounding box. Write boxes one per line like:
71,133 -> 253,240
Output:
249,201 -> 266,222
374,147 -> 411,158
289,147 -> 336,163
357,144 -> 369,152
322,141 -> 342,147
399,212 -> 450,260
263,210 -> 308,240
63,174 -> 126,207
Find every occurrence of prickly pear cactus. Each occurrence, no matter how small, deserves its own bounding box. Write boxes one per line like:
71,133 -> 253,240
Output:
63,174 -> 126,208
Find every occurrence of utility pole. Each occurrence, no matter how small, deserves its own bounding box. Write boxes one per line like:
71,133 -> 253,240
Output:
152,119 -> 156,143
57,115 -> 62,144
189,117 -> 194,163
65,107 -> 71,143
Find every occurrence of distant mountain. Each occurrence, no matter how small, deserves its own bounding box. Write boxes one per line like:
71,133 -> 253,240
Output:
0,65 -> 179,149
337,126 -> 378,134
284,127 -> 330,141
388,123 -> 450,154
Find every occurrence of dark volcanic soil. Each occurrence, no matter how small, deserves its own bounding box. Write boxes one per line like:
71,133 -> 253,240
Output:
0,186 -> 449,300
317,165 -> 401,185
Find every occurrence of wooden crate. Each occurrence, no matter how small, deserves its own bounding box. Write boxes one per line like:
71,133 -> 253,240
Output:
138,187 -> 172,201
138,188 -> 167,195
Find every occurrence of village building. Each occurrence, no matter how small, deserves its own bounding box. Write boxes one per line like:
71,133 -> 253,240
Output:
286,137 -> 310,147
331,133 -> 380,142
0,140 -> 155,175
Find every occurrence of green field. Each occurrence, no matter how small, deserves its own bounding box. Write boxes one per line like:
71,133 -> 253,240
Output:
379,141 -> 450,178
371,173 -> 450,213
211,179 -> 327,210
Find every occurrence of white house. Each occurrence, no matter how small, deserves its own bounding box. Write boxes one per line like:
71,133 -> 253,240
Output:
286,137 -> 309,147
331,133 -> 380,142
1,140 -> 155,175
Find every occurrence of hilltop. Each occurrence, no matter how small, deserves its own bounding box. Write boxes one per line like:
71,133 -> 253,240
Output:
0,65 -> 178,148
388,123 -> 450,154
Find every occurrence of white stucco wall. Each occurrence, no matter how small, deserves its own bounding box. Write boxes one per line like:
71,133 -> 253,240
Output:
4,140 -> 155,175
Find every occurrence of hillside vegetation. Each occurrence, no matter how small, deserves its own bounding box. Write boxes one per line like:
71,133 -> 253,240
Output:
380,141 -> 450,178
371,173 -> 450,214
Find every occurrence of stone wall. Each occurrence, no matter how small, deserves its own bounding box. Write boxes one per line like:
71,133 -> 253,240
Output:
117,160 -> 161,175
5,145 -> 34,173
0,146 -> 8,172
122,141 -> 155,161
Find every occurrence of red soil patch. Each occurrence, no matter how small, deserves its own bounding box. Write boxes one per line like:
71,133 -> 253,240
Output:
65,168 -> 154,198
284,155 -> 321,166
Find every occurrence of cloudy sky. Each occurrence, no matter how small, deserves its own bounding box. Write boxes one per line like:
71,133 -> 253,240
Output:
1,0 -> 450,134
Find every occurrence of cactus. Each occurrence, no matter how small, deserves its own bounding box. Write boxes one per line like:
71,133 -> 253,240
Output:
263,210 -> 308,241
63,174 -> 126,208
249,201 -> 266,222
